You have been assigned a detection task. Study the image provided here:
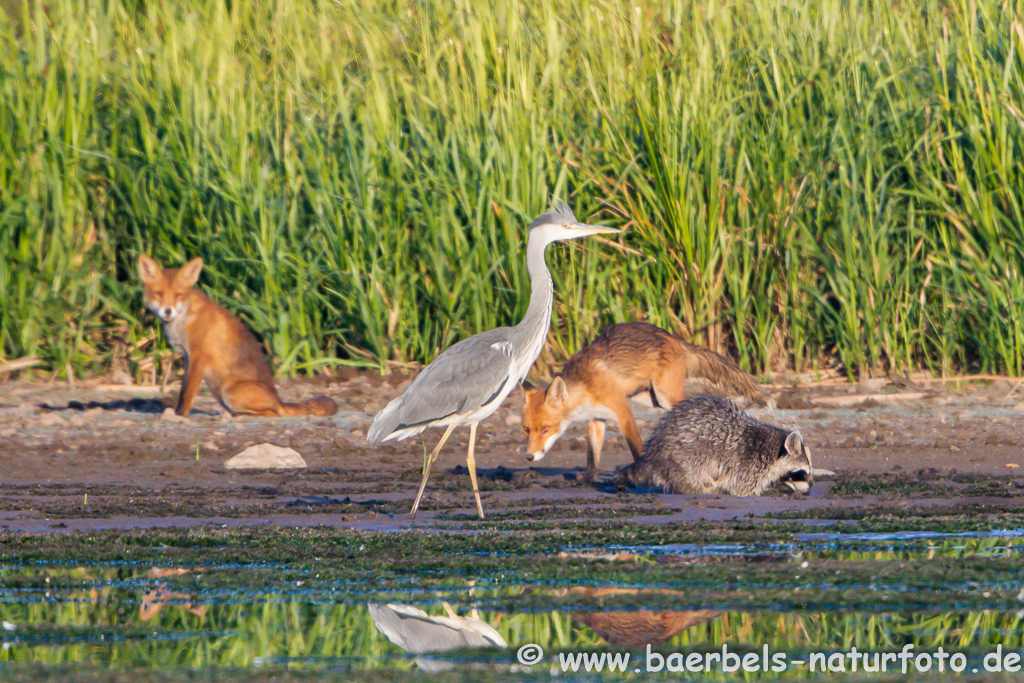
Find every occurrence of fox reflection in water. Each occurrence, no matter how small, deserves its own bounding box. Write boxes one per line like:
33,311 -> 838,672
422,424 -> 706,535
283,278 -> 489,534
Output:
138,567 -> 206,622
573,610 -> 720,648
139,588 -> 207,622
561,586 -> 720,648
369,602 -> 507,672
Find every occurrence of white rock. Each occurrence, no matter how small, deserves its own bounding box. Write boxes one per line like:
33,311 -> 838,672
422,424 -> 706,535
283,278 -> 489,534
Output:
37,413 -> 67,427
224,443 -> 306,470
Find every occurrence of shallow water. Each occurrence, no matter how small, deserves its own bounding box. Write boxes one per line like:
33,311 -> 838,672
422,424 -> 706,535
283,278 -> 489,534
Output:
2,530 -> 1023,679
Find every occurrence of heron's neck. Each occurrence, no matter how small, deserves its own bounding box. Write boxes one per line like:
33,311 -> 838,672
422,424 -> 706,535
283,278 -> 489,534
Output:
511,233 -> 555,370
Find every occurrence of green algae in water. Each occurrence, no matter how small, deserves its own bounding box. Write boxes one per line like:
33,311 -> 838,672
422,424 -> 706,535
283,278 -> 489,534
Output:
1,527 -> 1023,679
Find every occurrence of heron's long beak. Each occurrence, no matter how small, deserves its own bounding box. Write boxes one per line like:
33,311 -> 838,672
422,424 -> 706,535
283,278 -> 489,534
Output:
570,223 -> 622,237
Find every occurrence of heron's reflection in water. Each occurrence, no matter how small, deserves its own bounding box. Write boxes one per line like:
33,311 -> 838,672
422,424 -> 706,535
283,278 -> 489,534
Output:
369,602 -> 507,672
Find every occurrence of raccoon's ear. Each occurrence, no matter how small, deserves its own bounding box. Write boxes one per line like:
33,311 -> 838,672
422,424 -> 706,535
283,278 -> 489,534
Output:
178,257 -> 204,287
784,431 -> 804,456
547,376 -> 569,406
138,254 -> 160,283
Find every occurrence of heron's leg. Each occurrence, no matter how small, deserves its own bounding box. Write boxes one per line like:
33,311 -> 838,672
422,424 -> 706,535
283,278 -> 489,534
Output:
467,579 -> 479,619
466,421 -> 484,519
410,423 -> 458,520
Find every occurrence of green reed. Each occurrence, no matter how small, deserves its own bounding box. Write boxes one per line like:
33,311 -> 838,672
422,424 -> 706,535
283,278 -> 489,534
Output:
1,0 -> 1021,379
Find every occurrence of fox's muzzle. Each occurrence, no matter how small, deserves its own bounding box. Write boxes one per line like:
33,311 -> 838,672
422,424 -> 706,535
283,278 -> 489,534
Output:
525,429 -> 563,463
149,301 -> 184,323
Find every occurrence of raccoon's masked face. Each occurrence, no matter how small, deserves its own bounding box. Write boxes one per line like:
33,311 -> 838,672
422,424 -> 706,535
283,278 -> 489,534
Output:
779,466 -> 811,493
777,432 -> 813,494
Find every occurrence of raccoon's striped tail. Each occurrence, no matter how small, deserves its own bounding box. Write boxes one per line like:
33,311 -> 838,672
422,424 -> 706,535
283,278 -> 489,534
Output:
680,342 -> 767,406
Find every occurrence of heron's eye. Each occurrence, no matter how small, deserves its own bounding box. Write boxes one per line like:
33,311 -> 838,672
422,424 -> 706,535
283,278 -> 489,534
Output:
563,223 -> 569,228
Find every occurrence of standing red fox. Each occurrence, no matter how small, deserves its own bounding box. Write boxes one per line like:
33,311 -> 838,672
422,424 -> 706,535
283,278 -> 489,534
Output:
522,322 -> 766,481
138,254 -> 337,418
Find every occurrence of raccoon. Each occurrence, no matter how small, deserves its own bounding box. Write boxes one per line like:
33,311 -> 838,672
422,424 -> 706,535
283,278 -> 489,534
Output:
619,394 -> 813,496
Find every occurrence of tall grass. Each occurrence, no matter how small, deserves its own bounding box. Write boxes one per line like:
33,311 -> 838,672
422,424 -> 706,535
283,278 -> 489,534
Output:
0,0 -> 1021,379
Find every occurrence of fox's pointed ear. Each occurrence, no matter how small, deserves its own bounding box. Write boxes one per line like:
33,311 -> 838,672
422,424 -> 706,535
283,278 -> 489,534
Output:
138,254 -> 160,283
178,257 -> 204,287
784,431 -> 804,456
522,380 -> 535,392
548,376 -> 569,405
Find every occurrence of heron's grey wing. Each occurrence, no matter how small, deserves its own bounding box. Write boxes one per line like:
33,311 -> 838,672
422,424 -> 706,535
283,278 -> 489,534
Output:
369,603 -> 434,652
367,331 -> 515,442
453,615 -> 507,647
368,603 -> 504,654
395,332 -> 515,423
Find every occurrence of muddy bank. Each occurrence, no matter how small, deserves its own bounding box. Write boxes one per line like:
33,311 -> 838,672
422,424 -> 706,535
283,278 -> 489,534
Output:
1,373 -> 1022,531
2,373 -> 1024,683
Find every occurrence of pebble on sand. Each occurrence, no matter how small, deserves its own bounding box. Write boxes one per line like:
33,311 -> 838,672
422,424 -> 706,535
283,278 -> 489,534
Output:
224,443 -> 307,470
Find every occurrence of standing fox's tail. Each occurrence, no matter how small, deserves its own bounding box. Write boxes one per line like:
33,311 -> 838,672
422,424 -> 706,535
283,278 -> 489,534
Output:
679,341 -> 767,406
280,396 -> 338,417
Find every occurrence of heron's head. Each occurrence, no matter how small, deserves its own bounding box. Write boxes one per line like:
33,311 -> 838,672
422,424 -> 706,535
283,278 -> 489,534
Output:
528,200 -> 621,244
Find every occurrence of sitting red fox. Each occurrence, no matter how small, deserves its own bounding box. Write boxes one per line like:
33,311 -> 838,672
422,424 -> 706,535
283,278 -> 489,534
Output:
138,254 -> 337,418
522,322 -> 766,481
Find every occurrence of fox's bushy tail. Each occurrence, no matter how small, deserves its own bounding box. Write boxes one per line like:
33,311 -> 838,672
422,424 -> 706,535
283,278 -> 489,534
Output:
280,396 -> 338,417
680,342 -> 767,405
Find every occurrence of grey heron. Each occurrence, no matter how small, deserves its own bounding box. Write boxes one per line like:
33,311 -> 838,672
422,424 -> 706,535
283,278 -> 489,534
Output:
368,602 -> 506,672
367,200 -> 621,519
